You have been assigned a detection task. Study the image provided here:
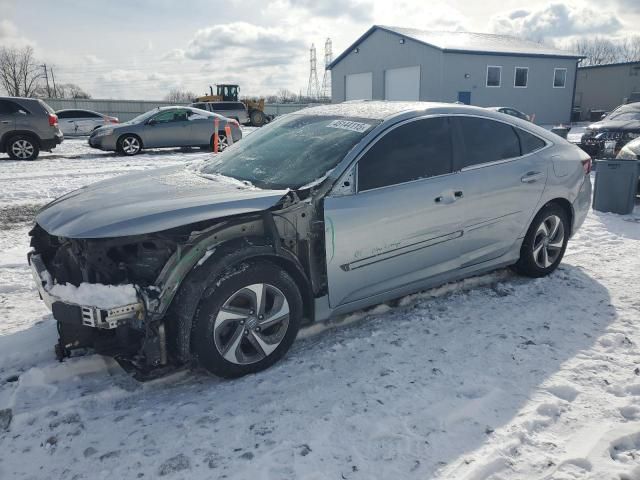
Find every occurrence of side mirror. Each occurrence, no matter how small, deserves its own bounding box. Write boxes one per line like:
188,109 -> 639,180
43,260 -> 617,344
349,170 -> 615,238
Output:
147,119 -> 157,126
17,109 -> 27,115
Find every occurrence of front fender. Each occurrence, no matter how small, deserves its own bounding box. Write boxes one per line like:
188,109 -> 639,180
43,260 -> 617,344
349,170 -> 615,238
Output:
162,236 -> 313,363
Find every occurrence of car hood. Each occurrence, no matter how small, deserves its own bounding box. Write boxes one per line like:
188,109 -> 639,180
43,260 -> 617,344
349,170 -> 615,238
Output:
36,165 -> 289,239
588,119 -> 640,131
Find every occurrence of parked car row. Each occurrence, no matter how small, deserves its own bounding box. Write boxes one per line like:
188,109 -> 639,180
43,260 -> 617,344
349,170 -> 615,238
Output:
0,96 -> 243,160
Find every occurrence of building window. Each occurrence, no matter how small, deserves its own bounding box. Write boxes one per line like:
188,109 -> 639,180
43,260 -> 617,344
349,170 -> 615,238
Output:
486,66 -> 501,87
514,67 -> 528,88
553,68 -> 567,88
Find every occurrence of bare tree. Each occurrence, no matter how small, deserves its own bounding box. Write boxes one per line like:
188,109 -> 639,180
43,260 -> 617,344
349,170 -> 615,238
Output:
571,36 -> 640,66
57,83 -> 91,99
164,88 -> 196,103
0,46 -> 42,97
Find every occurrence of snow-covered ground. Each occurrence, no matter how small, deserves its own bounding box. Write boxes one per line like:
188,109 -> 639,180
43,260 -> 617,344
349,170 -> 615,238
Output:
1,138 -> 639,480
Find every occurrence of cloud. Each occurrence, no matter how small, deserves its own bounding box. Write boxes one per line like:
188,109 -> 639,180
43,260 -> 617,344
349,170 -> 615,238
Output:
491,3 -> 622,41
162,48 -> 185,61
184,22 -> 305,61
614,0 -> 640,14
0,19 -> 34,48
287,0 -> 373,22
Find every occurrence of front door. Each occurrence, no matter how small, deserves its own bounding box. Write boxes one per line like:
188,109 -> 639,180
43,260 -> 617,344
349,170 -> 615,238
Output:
142,109 -> 192,148
0,99 -> 17,139
452,116 -> 548,267
324,116 -> 466,308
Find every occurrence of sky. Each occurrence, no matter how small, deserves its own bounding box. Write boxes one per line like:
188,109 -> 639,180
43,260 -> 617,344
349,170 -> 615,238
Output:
1,0 -> 639,100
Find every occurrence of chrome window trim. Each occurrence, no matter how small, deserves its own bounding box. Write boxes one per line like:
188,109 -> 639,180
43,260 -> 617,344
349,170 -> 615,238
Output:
330,112 -> 552,196
486,65 -> 502,88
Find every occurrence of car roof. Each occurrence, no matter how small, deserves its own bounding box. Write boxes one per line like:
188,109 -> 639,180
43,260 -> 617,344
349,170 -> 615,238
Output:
300,100 -> 521,121
56,108 -> 102,114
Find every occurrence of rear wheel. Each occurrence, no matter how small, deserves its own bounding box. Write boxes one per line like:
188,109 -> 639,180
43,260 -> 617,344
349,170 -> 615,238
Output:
117,135 -> 142,156
250,109 -> 265,127
7,135 -> 39,160
210,132 -> 229,152
191,260 -> 302,378
513,204 -> 569,277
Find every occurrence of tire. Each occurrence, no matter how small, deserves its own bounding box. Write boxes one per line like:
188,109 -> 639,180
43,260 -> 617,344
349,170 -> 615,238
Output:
7,135 -> 39,160
191,260 -> 302,378
117,134 -> 142,156
250,109 -> 265,127
210,132 -> 229,152
513,203 -> 569,278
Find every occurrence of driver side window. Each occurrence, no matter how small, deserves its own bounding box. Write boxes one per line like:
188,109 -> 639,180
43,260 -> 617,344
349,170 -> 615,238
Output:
357,117 -> 453,192
152,109 -> 189,123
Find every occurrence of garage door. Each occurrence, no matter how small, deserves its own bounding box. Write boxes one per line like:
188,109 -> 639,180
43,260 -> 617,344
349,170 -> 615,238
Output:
385,66 -> 420,101
345,72 -> 373,101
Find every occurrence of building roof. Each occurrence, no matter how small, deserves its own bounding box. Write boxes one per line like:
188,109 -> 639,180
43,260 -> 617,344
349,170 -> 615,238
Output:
578,60 -> 640,70
328,25 -> 584,69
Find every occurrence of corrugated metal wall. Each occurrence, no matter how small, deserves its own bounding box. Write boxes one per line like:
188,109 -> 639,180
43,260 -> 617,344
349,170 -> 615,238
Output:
43,98 -> 313,121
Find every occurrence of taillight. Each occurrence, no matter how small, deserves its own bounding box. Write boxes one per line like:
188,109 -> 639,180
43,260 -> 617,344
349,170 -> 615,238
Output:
107,116 -> 119,124
582,157 -> 592,175
48,114 -> 58,127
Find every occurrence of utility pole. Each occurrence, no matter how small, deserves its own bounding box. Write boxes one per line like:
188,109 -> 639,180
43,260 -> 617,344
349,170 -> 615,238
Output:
41,64 -> 51,97
50,67 -> 58,98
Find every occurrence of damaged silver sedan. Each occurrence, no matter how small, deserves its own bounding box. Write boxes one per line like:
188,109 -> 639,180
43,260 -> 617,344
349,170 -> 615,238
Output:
29,102 -> 592,379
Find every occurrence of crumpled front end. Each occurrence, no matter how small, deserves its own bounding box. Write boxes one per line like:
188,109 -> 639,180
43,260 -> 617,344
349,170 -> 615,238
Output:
29,222 -> 182,374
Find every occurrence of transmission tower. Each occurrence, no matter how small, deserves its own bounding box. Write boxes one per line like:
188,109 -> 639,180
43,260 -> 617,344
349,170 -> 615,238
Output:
307,43 -> 320,100
321,38 -> 333,100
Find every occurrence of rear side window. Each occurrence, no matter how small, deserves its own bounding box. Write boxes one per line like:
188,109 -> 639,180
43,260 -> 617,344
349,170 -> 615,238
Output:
77,110 -> 100,118
0,99 -> 21,114
213,103 -> 231,111
358,117 -> 453,191
516,128 -> 546,154
454,117 -> 520,169
56,111 -> 70,118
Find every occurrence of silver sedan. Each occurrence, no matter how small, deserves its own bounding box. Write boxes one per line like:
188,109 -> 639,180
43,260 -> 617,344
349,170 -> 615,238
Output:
88,106 -> 242,155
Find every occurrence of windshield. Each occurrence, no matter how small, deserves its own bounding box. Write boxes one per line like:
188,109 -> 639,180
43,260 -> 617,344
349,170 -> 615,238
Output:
129,109 -> 161,124
606,110 -> 640,122
199,114 -> 380,189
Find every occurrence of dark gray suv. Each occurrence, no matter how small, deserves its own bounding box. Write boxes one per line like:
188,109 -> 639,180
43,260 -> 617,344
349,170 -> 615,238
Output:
0,97 -> 63,160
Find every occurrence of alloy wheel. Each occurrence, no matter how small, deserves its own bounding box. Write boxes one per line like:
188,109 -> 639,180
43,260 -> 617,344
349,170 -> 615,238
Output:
532,214 -> 565,269
11,139 -> 35,159
213,283 -> 290,365
122,137 -> 140,154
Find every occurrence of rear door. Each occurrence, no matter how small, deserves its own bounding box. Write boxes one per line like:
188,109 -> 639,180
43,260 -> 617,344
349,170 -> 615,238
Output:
74,111 -> 103,135
0,99 -> 17,141
452,116 -> 549,267
324,116 -> 466,308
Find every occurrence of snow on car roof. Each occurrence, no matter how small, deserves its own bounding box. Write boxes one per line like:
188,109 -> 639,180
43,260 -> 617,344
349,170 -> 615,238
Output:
299,101 -> 453,120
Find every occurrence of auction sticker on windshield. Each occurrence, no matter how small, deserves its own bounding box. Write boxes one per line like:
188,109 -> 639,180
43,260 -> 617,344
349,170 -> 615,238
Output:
326,120 -> 373,133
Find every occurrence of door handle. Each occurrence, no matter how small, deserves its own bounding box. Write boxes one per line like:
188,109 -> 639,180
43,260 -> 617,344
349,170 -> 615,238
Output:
0,120 -> 10,124
521,171 -> 544,183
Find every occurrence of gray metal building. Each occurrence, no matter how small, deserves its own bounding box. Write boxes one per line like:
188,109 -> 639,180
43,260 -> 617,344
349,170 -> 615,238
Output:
328,26 -> 583,124
574,62 -> 640,120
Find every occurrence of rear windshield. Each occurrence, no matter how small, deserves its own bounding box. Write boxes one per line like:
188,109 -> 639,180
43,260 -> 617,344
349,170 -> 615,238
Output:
38,100 -> 55,115
199,114 -> 380,189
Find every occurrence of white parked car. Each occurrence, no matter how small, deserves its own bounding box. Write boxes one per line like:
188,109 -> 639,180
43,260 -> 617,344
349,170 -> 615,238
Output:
56,109 -> 119,136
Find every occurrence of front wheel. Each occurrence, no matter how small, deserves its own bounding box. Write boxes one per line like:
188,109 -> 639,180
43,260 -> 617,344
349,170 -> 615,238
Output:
513,204 -> 569,278
191,260 -> 302,378
118,135 -> 142,156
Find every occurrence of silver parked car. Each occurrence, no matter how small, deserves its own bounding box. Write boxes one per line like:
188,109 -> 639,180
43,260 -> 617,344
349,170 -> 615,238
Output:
29,101 -> 591,379
88,106 -> 242,155
56,109 -> 119,136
